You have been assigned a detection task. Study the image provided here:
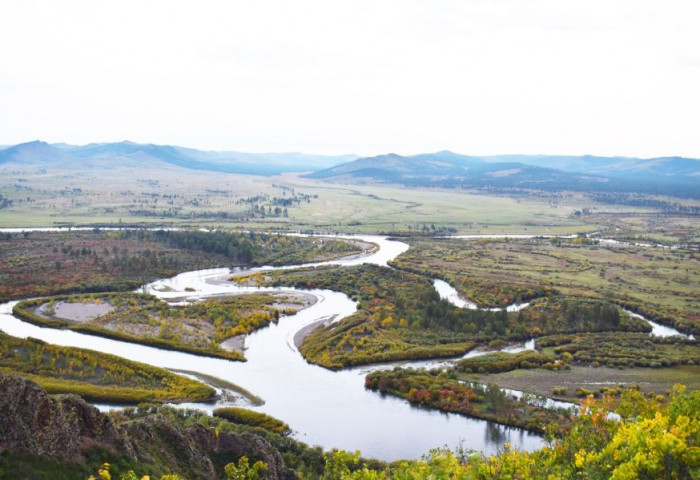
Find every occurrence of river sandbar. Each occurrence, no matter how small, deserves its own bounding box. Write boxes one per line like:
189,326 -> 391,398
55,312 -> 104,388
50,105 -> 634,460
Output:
37,301 -> 114,323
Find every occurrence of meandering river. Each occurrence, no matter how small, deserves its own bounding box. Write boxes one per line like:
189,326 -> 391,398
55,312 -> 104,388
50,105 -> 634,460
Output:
0,230 -> 690,461
0,234 -> 545,461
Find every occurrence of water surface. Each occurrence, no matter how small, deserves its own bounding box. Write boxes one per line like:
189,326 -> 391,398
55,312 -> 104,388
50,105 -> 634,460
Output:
0,234 -> 542,460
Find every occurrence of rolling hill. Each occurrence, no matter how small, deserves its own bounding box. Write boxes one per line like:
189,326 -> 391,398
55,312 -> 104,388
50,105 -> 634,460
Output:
305,151 -> 700,196
0,140 -> 355,176
2,141 -> 698,196
484,154 -> 700,182
0,141 -> 78,166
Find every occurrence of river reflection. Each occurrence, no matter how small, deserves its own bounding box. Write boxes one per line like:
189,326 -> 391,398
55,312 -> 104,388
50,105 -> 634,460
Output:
0,234 -> 545,461
1,229 -> 691,460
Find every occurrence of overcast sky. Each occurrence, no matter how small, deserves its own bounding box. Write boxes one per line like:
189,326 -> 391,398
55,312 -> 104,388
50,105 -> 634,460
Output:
1,1 -> 699,158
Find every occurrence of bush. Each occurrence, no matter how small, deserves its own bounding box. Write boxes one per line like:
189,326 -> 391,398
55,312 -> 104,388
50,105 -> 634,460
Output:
213,407 -> 290,435
575,387 -> 594,398
457,350 -> 556,374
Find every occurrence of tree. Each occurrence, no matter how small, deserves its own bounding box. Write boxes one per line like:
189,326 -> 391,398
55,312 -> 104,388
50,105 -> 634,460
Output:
225,456 -> 268,480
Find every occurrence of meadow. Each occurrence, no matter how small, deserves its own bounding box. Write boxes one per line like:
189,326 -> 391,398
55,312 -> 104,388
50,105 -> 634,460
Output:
469,364 -> 700,404
392,236 -> 700,334
7,161 -> 696,239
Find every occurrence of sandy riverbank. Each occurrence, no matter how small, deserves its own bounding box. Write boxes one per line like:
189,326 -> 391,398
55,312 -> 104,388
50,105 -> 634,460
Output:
36,300 -> 114,323
219,291 -> 319,354
293,314 -> 337,349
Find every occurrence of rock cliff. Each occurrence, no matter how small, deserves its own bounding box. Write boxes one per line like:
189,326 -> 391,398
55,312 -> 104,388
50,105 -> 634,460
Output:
0,373 -> 296,479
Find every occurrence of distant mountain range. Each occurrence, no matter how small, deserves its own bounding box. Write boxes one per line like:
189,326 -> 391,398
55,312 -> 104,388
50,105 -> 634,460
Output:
1,141 -> 698,196
305,151 -> 700,196
0,140 -> 356,175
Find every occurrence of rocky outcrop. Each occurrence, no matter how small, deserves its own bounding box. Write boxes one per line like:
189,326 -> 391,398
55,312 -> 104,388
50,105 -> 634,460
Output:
179,422 -> 292,479
0,374 -> 119,460
0,373 -> 296,479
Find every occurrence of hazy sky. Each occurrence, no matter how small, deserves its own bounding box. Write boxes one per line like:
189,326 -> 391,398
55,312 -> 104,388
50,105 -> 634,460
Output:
1,1 -> 699,157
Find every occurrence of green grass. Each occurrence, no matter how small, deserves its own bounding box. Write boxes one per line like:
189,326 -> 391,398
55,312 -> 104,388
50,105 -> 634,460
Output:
0,332 -> 215,403
466,365 -> 700,404
3,160 -> 698,242
0,163 -> 605,234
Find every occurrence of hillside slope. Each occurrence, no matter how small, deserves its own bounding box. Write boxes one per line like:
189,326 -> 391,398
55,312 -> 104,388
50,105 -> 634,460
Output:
305,151 -> 700,195
0,373 -> 295,479
0,140 -> 354,176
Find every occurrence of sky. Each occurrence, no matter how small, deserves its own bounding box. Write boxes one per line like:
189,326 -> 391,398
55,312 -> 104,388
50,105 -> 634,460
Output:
1,0 -> 699,158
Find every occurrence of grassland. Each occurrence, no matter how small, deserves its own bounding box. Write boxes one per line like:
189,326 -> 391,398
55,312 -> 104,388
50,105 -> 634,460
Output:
4,157 -> 700,247
363,338 -> 700,433
0,163 -> 288,227
0,161 -> 652,234
392,236 -> 700,334
455,350 -> 561,374
385,236 -> 700,400
582,209 -> 700,244
467,364 -> 700,404
272,177 -> 601,235
0,332 -> 214,403
13,291 -> 305,361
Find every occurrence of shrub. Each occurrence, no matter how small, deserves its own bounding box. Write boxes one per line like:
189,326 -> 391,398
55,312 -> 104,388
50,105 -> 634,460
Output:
213,407 -> 290,435
575,387 -> 594,398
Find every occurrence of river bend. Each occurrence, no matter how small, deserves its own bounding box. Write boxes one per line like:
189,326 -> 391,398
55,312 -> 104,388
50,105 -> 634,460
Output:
0,234 -> 543,461
2,231 -> 690,460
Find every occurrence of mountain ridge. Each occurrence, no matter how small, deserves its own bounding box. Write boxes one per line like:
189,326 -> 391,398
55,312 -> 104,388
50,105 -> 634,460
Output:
0,140 -> 356,175
1,141 -> 697,195
304,151 -> 699,196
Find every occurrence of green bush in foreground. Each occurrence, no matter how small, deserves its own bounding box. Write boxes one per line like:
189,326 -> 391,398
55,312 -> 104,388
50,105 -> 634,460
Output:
213,407 -> 291,435
88,457 -> 268,480
309,385 -> 700,479
26,387 -> 697,479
